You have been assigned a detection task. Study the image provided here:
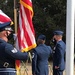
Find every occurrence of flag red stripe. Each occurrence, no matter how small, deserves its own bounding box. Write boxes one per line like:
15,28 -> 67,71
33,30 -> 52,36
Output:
0,15 -> 11,22
21,0 -> 32,7
21,5 -> 36,44
15,0 -> 36,71
17,2 -> 36,51
20,7 -> 29,47
0,10 -> 11,23
24,7 -> 35,33
17,23 -> 26,50
20,7 -> 32,47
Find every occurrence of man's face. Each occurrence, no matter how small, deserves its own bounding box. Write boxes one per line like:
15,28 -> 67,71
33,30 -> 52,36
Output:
53,35 -> 62,41
6,30 -> 13,40
37,39 -> 42,45
6,30 -> 12,36
2,30 -> 12,39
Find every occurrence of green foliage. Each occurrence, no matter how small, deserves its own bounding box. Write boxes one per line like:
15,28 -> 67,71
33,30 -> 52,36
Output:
0,0 -> 14,20
32,0 -> 66,44
0,0 -> 66,44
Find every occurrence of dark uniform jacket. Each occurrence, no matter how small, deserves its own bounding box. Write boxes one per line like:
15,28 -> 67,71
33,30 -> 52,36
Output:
53,40 -> 66,71
32,44 -> 52,75
0,38 -> 28,68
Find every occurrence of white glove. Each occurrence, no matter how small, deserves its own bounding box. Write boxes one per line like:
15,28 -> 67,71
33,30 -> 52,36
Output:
13,33 -> 17,41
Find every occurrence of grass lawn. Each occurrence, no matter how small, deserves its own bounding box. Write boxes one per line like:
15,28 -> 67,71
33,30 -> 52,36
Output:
17,62 -> 75,75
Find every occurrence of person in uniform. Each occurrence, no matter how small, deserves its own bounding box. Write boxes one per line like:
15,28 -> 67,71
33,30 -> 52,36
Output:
0,22 -> 28,75
32,34 -> 52,75
52,30 -> 66,75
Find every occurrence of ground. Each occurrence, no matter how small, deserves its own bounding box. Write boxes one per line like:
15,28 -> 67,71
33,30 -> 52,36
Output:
17,62 -> 75,75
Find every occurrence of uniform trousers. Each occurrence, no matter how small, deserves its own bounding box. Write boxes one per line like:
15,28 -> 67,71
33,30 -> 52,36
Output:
53,68 -> 63,75
0,68 -> 16,75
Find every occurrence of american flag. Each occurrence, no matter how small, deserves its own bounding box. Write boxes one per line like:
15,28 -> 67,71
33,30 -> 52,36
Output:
0,10 -> 12,24
15,0 -> 36,71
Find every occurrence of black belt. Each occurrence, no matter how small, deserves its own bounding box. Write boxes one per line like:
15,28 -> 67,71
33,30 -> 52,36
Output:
0,61 -> 15,68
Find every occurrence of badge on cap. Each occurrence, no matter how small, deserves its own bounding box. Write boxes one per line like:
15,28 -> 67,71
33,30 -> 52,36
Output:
5,26 -> 13,31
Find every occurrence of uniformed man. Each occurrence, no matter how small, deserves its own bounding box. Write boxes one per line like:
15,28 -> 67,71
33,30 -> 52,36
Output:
0,22 -> 28,75
52,30 -> 66,75
32,34 -> 52,75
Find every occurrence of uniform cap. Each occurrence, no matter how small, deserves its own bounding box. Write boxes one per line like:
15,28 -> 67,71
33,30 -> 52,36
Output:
37,34 -> 46,40
0,22 -> 13,32
4,26 -> 13,31
53,30 -> 63,35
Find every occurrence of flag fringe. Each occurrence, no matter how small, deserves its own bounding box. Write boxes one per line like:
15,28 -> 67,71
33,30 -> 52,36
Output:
22,43 -> 37,52
20,0 -> 33,12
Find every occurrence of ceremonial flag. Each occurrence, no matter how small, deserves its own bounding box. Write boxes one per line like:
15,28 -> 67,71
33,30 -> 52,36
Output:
0,10 -> 12,24
15,0 -> 36,71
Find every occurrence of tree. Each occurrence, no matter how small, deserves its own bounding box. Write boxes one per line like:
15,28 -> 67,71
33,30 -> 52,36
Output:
0,0 -> 66,44
32,0 -> 66,44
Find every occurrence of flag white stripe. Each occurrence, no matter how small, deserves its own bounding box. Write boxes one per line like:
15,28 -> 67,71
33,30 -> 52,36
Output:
0,10 -> 11,20
21,5 -> 36,44
19,7 -> 28,49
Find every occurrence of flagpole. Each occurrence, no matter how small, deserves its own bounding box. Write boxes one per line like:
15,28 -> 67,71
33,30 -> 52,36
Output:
14,0 -> 20,75
14,0 -> 17,33
66,0 -> 74,75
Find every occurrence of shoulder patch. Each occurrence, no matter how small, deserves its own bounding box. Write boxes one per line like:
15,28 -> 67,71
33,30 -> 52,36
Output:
11,48 -> 18,53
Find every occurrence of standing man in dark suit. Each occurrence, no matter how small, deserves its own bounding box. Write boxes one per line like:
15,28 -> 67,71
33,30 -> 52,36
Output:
0,22 -> 28,75
32,34 -> 52,75
52,30 -> 66,75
